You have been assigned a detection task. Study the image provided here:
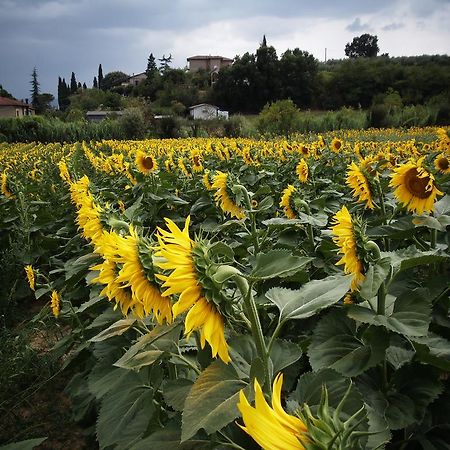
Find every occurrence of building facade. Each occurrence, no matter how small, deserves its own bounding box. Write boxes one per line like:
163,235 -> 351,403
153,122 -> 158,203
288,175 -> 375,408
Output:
187,55 -> 233,73
0,97 -> 35,117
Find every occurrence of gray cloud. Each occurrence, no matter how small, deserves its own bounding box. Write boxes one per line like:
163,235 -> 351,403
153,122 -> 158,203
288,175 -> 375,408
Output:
382,22 -> 405,31
346,17 -> 372,32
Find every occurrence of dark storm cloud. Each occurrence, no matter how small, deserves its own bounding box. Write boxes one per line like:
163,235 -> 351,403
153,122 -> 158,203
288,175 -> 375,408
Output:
0,0 -> 448,100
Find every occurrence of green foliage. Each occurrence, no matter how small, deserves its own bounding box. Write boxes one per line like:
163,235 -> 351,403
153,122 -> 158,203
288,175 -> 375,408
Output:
101,71 -> 129,91
345,34 -> 379,58
257,99 -> 301,137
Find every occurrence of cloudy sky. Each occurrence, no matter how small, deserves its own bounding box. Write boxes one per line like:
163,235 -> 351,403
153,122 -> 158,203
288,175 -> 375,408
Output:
1,0 -> 450,101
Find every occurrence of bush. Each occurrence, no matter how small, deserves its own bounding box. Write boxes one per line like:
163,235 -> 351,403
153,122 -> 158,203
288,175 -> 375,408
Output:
257,99 -> 301,137
118,108 -> 147,139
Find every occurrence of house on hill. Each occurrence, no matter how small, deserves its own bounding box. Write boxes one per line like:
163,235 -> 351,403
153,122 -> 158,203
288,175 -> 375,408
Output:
187,55 -> 233,73
0,97 -> 35,117
121,72 -> 147,87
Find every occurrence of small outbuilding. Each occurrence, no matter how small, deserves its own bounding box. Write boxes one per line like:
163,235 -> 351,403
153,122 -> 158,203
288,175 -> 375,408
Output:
189,103 -> 223,120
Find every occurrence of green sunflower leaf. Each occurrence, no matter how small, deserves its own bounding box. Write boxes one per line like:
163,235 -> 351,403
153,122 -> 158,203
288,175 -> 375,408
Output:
265,274 -> 351,321
181,361 -> 247,442
308,310 -> 389,377
250,249 -> 313,280
348,288 -> 431,337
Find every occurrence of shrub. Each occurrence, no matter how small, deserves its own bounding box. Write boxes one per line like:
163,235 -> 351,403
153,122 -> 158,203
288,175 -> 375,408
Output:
257,99 -> 301,137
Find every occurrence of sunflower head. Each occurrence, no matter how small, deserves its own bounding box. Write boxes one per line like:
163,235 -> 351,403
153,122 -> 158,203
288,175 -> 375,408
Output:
331,138 -> 343,153
346,161 -> 375,210
296,159 -> 309,183
390,158 -> 443,214
435,153 -> 450,174
154,216 -> 231,362
50,290 -> 61,318
237,373 -> 308,450
212,171 -> 246,219
330,206 -> 366,291
136,151 -> 158,174
24,265 -> 35,291
280,184 -> 298,219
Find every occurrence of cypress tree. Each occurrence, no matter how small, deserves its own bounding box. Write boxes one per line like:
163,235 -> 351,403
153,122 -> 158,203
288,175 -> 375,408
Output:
93,76 -> 98,88
70,72 -> 77,93
98,64 -> 103,90
30,67 -> 40,108
83,82 -> 87,89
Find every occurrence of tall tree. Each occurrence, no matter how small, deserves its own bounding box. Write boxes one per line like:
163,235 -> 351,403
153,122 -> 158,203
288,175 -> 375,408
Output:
93,76 -> 98,89
255,37 -> 280,109
345,34 -> 379,58
30,67 -> 40,108
98,64 -> 104,90
279,48 -> 318,108
158,54 -> 172,74
70,72 -> 77,93
58,77 -> 70,111
146,53 -> 158,79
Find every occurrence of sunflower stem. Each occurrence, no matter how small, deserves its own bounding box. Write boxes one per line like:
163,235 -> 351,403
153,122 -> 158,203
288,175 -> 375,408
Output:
430,228 -> 437,249
267,320 -> 284,355
377,281 -> 386,315
298,200 -> 314,249
234,274 -> 270,391
237,184 -> 260,254
376,180 -> 390,251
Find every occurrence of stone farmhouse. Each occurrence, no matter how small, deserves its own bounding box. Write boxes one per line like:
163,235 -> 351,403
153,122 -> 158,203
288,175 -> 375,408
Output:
0,96 -> 35,118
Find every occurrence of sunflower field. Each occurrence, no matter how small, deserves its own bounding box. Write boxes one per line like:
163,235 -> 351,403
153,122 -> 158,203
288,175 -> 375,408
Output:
1,127 -> 450,449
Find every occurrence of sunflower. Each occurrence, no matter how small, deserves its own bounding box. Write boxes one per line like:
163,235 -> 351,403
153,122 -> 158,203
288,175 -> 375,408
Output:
280,185 -> 297,219
237,373 -> 308,450
190,150 -> 203,172
114,225 -> 172,324
136,151 -> 158,174
212,171 -> 245,220
330,206 -> 365,291
1,172 -> 14,199
154,216 -> 230,363
90,231 -> 136,316
178,157 -> 191,178
296,159 -> 308,183
331,138 -> 343,153
202,170 -> 214,190
346,161 -> 375,209
434,153 -> 450,174
299,144 -> 309,157
24,265 -> 35,291
50,290 -> 61,318
390,158 -> 443,214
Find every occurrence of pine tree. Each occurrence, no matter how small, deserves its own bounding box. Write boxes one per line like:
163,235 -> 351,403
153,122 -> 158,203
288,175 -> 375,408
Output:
93,76 -> 98,89
30,67 -> 40,108
146,53 -> 158,78
158,54 -> 172,74
262,34 -> 267,47
70,72 -> 77,93
98,64 -> 104,90
57,76 -> 63,110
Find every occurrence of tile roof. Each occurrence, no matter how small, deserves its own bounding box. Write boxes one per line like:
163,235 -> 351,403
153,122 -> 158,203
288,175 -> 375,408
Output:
0,96 -> 34,108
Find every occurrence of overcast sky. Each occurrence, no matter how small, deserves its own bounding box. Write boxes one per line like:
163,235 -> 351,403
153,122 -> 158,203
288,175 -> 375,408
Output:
1,0 -> 450,101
